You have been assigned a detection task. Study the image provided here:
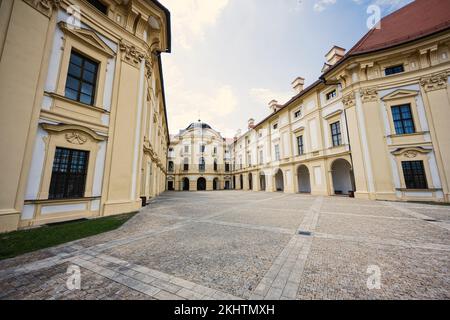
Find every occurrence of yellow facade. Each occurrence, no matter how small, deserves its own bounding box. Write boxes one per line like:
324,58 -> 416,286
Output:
232,25 -> 450,203
0,0 -> 171,232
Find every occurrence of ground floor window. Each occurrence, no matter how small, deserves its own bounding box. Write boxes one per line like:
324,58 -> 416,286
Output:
49,147 -> 89,199
402,161 -> 427,189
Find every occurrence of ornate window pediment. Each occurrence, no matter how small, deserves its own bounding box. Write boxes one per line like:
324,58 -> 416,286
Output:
58,22 -> 115,58
381,89 -> 418,101
41,123 -> 106,142
391,147 -> 432,157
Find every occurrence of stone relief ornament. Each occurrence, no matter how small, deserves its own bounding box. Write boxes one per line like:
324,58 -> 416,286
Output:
119,42 -> 145,67
342,92 -> 356,107
360,87 -> 378,103
25,0 -> 60,17
65,132 -> 88,145
420,72 -> 448,92
404,151 -> 418,158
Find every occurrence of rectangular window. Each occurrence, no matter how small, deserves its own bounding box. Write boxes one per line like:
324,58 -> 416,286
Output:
213,146 -> 217,154
65,51 -> 99,105
326,90 -> 337,101
297,135 -> 304,155
391,104 -> 415,135
274,145 -> 280,161
87,0 -> 108,14
402,161 -> 428,189
259,150 -> 264,164
385,64 -> 404,76
248,154 -> 252,166
225,163 -> 230,172
49,147 -> 89,199
184,145 -> 189,153
200,144 -> 206,153
330,122 -> 342,147
273,123 -> 278,130
294,109 -> 302,118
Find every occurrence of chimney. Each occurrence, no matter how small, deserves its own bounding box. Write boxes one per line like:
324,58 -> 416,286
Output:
269,99 -> 281,113
291,77 -> 305,94
248,118 -> 255,130
325,46 -> 346,66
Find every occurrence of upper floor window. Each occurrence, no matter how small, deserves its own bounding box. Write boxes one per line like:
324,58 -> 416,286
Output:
65,51 -> 99,106
391,104 -> 415,135
200,144 -> 206,153
183,158 -> 189,171
184,145 -> 189,153
330,121 -> 342,147
49,147 -> 89,199
273,123 -> 278,130
168,161 -> 174,172
247,154 -> 252,166
214,159 -> 218,171
274,144 -> 280,161
258,131 -> 263,138
326,89 -> 337,101
259,150 -> 264,164
87,0 -> 108,14
402,161 -> 427,189
213,146 -> 217,154
294,109 -> 302,119
297,135 -> 304,155
385,64 -> 404,76
199,157 -> 206,172
225,163 -> 230,172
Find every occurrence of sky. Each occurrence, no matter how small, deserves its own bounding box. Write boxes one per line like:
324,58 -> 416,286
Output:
159,0 -> 413,138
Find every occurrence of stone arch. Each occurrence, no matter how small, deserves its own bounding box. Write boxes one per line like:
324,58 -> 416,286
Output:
197,177 -> 206,191
331,159 -> 355,196
213,178 -> 219,190
259,172 -> 266,191
274,169 -> 284,192
182,177 -> 190,191
248,173 -> 253,191
297,165 -> 311,193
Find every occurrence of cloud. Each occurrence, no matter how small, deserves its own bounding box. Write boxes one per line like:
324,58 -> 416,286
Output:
313,0 -> 411,13
161,0 -> 230,49
313,0 -> 336,12
250,88 -> 294,106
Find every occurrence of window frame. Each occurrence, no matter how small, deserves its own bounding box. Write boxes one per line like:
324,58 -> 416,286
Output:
297,135 -> 304,156
330,121 -> 342,147
274,144 -> 280,161
326,89 -> 337,101
385,64 -> 405,76
391,104 -> 416,135
402,160 -> 428,189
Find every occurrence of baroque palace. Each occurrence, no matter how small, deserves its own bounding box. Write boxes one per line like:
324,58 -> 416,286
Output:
0,0 -> 171,232
172,0 -> 450,204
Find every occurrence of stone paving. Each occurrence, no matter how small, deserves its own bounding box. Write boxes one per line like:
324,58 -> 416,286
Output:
1,191 -> 449,300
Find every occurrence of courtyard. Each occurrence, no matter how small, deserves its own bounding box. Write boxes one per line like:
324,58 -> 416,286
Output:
0,191 -> 449,300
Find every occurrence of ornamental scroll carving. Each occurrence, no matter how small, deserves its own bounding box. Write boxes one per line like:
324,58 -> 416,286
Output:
360,87 -> 378,103
420,72 -> 448,92
65,132 -> 88,145
342,93 -> 356,107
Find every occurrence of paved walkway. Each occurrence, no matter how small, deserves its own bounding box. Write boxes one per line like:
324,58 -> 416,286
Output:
1,191 -> 449,300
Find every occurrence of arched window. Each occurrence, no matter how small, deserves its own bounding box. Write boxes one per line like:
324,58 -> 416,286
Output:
199,157 -> 205,172
183,158 -> 189,171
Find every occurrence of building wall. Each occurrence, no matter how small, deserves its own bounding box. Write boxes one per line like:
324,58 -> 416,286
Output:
0,0 -> 170,232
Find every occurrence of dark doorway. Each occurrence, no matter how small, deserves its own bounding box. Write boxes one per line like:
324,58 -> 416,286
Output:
197,177 -> 207,191
240,175 -> 243,190
225,181 -> 230,190
168,181 -> 174,191
248,173 -> 253,191
213,178 -> 219,190
182,178 -> 190,191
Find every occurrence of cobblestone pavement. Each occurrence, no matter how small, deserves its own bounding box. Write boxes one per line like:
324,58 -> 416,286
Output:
1,191 -> 449,300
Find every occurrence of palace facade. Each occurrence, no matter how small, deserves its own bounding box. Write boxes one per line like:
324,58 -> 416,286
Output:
168,122 -> 233,191
0,0 -> 171,232
231,0 -> 450,203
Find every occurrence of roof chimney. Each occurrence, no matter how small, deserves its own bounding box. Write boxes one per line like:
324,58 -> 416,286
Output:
325,46 -> 346,66
269,99 -> 281,113
291,77 -> 305,94
248,118 -> 255,130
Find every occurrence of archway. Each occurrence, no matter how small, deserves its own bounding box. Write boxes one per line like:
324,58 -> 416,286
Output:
182,178 -> 190,191
213,178 -> 219,190
275,169 -> 284,192
297,165 -> 311,193
239,174 -> 243,190
233,176 -> 236,189
197,177 -> 206,191
225,180 -> 230,190
248,173 -> 253,191
331,159 -> 355,196
260,173 -> 266,191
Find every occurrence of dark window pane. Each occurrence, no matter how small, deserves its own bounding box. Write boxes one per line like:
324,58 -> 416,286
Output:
391,104 -> 415,135
64,51 -> 98,105
385,65 -> 404,76
70,54 -> 83,66
65,76 -> 80,91
402,161 -> 427,189
80,94 -> 93,105
82,70 -> 95,83
68,63 -> 82,77
81,83 -> 93,95
65,88 -> 78,101
330,122 -> 342,147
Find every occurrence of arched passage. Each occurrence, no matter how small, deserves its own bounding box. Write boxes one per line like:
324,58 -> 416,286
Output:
197,177 -> 206,191
275,169 -> 284,192
239,174 -> 243,190
331,159 -> 355,196
213,178 -> 219,190
233,176 -> 236,189
182,178 -> 190,191
248,173 -> 253,191
260,173 -> 266,191
297,165 -> 311,193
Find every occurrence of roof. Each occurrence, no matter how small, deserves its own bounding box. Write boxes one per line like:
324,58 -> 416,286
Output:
186,122 -> 213,130
349,0 -> 450,55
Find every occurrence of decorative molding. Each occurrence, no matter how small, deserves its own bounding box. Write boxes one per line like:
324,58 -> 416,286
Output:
420,72 -> 448,92
342,92 -> 356,108
381,89 -> 418,101
65,132 -> 88,145
324,109 -> 343,120
24,0 -> 60,17
391,147 -> 432,156
119,41 -> 145,67
360,87 -> 378,103
41,123 -> 106,141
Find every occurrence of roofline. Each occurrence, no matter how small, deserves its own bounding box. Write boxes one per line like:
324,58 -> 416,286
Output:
149,0 -> 172,53
321,25 -> 450,80
156,53 -> 170,145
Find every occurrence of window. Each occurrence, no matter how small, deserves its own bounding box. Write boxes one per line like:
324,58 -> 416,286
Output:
274,145 -> 280,161
258,131 -> 262,138
385,64 -> 404,76
391,104 -> 415,135
200,144 -> 206,153
330,122 -> 342,147
225,163 -> 230,172
87,0 -> 108,14
294,109 -> 302,118
49,147 -> 89,199
247,154 -> 252,166
184,145 -> 189,153
183,158 -> 189,171
326,90 -> 337,101
213,146 -> 217,155
65,51 -> 99,105
297,135 -> 304,155
214,159 -> 218,171
273,123 -> 278,130
402,161 -> 428,189
168,161 -> 174,172
199,157 -> 205,172
259,150 -> 264,164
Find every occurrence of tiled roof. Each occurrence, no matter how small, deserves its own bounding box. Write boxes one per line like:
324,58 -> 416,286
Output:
348,0 -> 450,55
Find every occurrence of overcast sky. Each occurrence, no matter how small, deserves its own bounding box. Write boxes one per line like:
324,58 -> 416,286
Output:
159,0 -> 413,138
